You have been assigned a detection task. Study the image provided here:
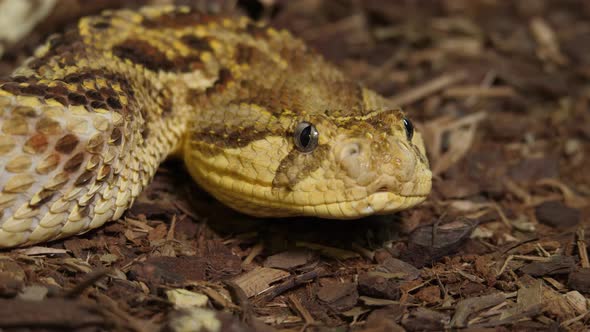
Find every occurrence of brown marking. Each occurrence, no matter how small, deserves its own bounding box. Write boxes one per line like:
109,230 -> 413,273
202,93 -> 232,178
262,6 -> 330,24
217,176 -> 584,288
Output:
112,39 -> 204,73
0,83 -> 21,95
180,35 -> 213,52
177,55 -> 206,72
28,29 -> 85,70
63,152 -> 85,173
74,170 -> 94,186
245,21 -> 269,39
55,134 -> 79,154
363,110 -> 403,133
205,68 -> 233,95
46,84 -> 69,96
235,44 -> 258,65
113,39 -> 176,72
23,134 -> 49,154
156,87 -> 174,115
36,154 -> 60,174
141,127 -> 150,140
84,90 -> 102,99
67,92 -> 88,105
142,9 -> 219,29
109,128 -> 123,146
92,20 -> 111,29
29,189 -> 56,209
75,205 -> 91,219
1,82 -> 48,97
5,68 -> 141,123
90,101 -> 107,109
96,165 -> 111,181
12,76 -> 29,83
2,72 -> 134,114
272,145 -> 330,190
12,106 -> 36,118
51,95 -> 68,106
106,96 -> 122,110
20,84 -> 46,96
332,109 -> 405,135
65,70 -> 138,114
234,80 -> 304,116
192,124 -> 272,150
12,83 -> 69,105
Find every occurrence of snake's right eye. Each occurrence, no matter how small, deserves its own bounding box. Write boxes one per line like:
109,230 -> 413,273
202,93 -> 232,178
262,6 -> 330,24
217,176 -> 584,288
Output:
294,121 -> 319,153
403,117 -> 414,141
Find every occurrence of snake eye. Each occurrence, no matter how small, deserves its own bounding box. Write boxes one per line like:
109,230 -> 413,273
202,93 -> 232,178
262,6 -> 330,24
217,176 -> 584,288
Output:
294,121 -> 319,153
403,118 -> 414,141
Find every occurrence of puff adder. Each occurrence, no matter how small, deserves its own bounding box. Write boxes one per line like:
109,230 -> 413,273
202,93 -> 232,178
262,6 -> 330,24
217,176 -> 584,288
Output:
0,6 -> 432,248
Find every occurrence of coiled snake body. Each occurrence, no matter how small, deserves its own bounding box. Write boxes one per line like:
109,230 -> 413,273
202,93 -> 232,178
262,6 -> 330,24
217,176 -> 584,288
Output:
0,6 -> 432,248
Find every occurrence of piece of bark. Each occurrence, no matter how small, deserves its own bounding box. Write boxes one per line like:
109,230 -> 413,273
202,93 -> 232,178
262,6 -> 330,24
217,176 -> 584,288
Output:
451,293 -> 506,328
316,281 -> 359,312
520,256 -> 577,276
402,218 -> 478,267
568,268 -> 590,293
535,201 -> 581,229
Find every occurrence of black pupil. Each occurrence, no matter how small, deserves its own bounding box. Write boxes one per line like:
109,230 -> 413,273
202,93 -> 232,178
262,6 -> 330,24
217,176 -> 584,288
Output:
300,125 -> 312,147
403,118 -> 414,141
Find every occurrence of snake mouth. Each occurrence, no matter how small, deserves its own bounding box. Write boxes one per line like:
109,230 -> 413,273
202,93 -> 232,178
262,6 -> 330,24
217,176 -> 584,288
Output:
297,191 -> 430,220
298,172 -> 432,219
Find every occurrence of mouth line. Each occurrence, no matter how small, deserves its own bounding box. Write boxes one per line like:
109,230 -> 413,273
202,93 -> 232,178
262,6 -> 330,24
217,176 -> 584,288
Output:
297,191 -> 430,219
294,190 -> 430,209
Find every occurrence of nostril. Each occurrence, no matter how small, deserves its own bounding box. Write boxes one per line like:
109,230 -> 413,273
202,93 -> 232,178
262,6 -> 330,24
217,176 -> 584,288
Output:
376,186 -> 389,192
346,143 -> 360,157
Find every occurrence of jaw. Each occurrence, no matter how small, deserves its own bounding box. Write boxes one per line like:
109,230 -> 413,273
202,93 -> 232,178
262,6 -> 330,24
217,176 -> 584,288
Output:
216,179 -> 432,220
216,190 -> 430,219
298,182 -> 432,219
343,191 -> 429,218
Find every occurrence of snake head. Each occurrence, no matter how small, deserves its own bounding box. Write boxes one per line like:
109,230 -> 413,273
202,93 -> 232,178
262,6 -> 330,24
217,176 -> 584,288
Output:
185,103 -> 431,219
268,109 -> 432,218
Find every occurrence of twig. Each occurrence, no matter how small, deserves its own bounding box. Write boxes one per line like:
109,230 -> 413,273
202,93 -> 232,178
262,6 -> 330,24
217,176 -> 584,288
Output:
444,85 -> 516,98
242,242 -> 264,266
223,280 -> 254,323
63,268 -> 111,298
560,309 -> 590,327
261,267 -> 328,302
166,215 -> 177,241
389,70 -> 467,107
288,294 -> 315,326
496,254 -> 552,276
577,228 -> 589,268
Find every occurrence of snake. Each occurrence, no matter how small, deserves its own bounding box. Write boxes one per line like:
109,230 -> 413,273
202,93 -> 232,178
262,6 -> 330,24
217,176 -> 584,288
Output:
0,5 -> 432,248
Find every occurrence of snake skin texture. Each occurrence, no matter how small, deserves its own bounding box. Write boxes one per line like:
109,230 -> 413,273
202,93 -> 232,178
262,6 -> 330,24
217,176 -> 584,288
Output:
0,6 -> 432,248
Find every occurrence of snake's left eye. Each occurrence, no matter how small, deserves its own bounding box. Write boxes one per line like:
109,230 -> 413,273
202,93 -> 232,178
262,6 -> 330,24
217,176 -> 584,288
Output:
403,118 -> 414,141
294,121 -> 319,153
